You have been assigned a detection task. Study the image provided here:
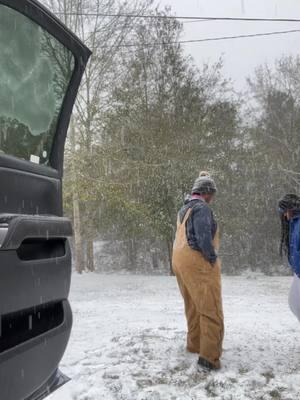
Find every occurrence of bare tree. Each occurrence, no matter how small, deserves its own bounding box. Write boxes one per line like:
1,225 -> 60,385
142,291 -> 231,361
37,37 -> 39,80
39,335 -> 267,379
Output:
41,0 -> 152,272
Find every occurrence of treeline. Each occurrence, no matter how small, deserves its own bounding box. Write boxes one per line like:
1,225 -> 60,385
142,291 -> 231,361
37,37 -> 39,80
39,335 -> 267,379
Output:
44,0 -> 300,275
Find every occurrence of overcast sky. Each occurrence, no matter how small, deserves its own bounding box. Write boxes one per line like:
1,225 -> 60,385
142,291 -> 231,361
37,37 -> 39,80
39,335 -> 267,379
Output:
156,0 -> 300,90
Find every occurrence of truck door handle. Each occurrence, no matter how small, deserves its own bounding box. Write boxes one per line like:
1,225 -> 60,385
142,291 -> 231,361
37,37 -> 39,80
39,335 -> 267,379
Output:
0,214 -> 72,251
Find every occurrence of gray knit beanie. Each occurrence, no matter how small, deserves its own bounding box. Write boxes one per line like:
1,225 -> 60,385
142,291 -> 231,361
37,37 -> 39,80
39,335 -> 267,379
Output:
192,171 -> 217,195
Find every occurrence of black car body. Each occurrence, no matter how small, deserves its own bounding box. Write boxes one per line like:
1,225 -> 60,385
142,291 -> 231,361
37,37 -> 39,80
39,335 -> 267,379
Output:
0,1 -> 91,399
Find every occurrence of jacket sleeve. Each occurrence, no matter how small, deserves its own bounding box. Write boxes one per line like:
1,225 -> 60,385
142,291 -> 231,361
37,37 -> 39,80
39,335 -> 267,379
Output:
289,219 -> 300,277
191,205 -> 217,264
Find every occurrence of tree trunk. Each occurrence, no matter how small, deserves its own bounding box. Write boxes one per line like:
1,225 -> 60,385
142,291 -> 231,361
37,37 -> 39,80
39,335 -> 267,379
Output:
70,116 -> 85,274
166,239 -> 174,276
86,239 -> 95,272
151,251 -> 159,269
127,238 -> 137,271
73,194 -> 84,273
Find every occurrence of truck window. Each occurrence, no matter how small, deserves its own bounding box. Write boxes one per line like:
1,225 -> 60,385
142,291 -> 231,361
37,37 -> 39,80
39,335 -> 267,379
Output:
0,5 -> 75,166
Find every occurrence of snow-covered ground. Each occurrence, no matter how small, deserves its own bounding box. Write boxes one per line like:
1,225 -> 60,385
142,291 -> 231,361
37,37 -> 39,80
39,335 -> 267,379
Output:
52,274 -> 300,400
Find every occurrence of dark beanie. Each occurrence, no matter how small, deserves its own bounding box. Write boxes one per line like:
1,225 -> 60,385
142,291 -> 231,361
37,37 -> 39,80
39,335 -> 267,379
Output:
192,171 -> 217,195
278,193 -> 300,213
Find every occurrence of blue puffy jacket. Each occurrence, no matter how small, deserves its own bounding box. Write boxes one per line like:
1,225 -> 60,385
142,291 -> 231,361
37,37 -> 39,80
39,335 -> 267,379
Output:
289,216 -> 300,277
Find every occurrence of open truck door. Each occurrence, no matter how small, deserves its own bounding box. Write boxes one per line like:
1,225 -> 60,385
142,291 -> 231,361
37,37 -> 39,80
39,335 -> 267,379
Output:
0,1 -> 91,399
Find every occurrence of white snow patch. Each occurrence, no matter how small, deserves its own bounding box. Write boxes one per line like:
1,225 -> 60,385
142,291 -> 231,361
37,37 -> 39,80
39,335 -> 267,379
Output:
51,274 -> 300,400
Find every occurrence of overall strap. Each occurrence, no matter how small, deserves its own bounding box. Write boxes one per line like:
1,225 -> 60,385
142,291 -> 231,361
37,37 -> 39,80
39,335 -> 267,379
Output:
181,207 -> 193,226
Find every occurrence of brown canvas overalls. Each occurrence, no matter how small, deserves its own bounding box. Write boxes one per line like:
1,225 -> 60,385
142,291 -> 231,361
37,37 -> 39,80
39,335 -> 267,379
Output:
172,207 -> 224,369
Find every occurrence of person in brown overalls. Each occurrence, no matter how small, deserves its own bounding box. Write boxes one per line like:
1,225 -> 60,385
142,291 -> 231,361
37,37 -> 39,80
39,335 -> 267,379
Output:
172,171 -> 224,371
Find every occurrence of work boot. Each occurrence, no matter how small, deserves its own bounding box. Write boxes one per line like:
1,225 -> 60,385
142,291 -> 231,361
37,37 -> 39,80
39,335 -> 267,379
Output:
197,356 -> 220,371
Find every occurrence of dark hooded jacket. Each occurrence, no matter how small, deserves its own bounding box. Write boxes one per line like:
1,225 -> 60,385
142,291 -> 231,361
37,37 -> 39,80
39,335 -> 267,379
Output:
178,197 -> 218,264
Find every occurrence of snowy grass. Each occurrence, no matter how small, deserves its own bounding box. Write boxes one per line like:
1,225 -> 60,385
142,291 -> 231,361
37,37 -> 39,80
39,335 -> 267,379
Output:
57,274 -> 300,400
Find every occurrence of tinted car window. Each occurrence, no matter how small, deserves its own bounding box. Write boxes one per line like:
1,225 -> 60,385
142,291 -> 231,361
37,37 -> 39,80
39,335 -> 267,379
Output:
0,5 -> 75,166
